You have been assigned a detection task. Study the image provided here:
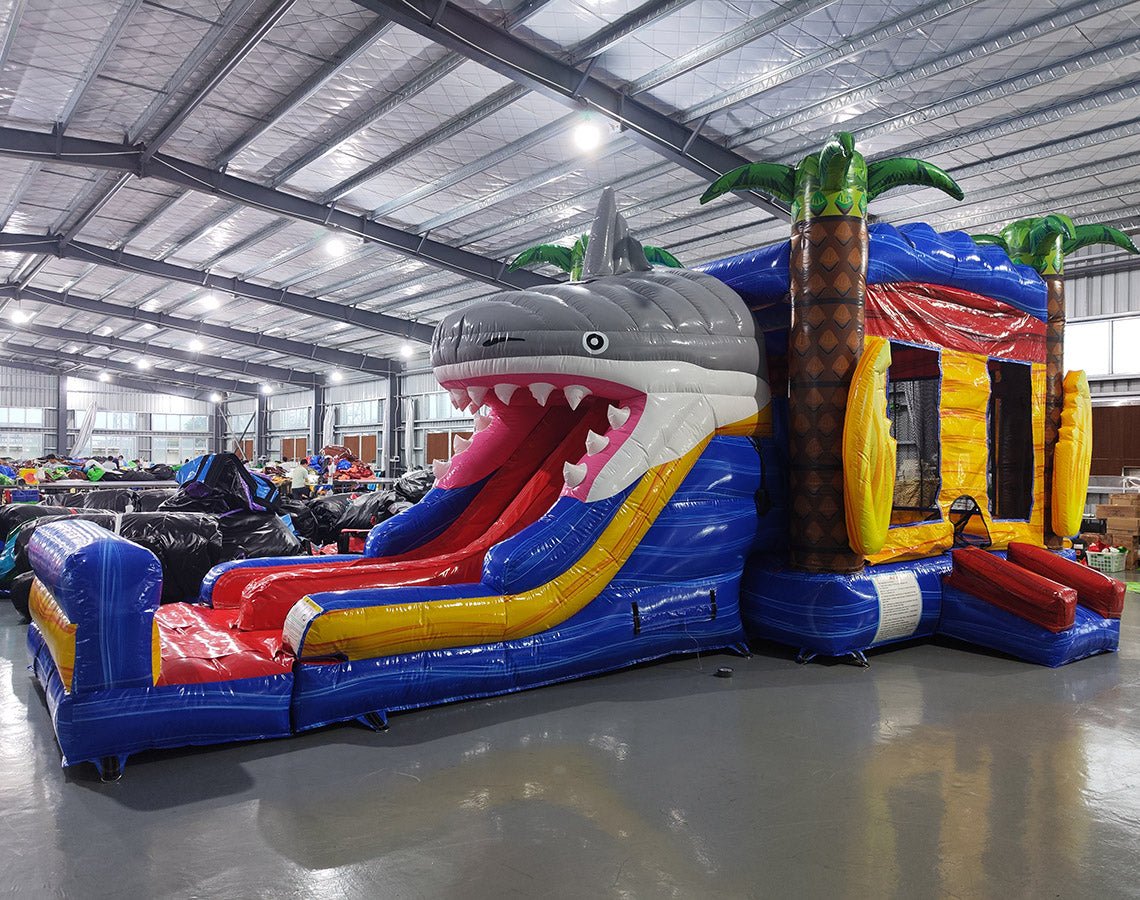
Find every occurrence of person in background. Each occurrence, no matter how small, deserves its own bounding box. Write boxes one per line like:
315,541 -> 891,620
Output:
290,458 -> 311,499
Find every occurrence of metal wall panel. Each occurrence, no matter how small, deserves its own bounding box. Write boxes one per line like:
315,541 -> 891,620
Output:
1068,269 -> 1140,319
327,378 -> 390,404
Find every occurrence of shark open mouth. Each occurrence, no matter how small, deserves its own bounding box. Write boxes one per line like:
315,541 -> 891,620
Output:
431,371 -> 644,503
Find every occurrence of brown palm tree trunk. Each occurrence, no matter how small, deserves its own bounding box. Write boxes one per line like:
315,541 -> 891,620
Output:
788,214 -> 866,572
1043,275 -> 1064,548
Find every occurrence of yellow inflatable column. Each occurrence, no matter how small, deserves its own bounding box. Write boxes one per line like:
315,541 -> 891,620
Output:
1051,370 -> 1092,538
843,336 -> 897,558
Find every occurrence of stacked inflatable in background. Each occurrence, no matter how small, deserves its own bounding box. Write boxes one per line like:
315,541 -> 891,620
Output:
18,137 -> 1133,777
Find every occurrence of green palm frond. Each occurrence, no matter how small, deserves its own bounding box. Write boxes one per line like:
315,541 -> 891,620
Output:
866,158 -> 964,202
508,244 -> 575,273
1063,224 -> 1140,256
643,246 -> 683,267
1027,213 -> 1076,256
971,233 -> 1009,252
700,162 -> 796,205
819,131 -> 856,192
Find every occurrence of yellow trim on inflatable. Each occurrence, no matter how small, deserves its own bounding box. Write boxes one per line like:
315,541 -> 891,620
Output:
29,578 -> 77,693
297,435 -> 719,660
843,335 -> 896,557
870,352 -> 1045,564
1052,370 -> 1092,538
152,619 -> 162,685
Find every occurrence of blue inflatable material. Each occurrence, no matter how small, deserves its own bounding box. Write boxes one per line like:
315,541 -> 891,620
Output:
25,520 -> 292,769
696,222 -> 1048,321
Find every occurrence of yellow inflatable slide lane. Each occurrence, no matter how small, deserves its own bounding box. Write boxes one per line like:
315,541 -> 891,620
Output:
842,335 -> 897,558
293,436 -> 714,661
1052,370 -> 1092,538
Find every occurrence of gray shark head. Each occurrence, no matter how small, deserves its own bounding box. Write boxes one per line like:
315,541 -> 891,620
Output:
430,267 -> 761,377
427,188 -> 770,503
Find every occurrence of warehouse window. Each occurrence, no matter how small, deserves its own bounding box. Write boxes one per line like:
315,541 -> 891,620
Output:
987,360 -> 1033,520
886,343 -> 942,525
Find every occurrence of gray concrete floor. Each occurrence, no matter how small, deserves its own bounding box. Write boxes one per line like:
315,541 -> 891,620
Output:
1,592 -> 1138,899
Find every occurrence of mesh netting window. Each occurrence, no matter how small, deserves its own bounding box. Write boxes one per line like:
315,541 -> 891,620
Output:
987,360 -> 1034,520
886,343 -> 942,525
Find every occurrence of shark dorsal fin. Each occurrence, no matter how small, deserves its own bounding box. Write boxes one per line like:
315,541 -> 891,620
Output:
581,187 -> 652,279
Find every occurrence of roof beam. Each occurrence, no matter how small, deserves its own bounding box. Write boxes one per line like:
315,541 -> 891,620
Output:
347,0 -> 790,219
0,283 -> 398,375
0,341 -> 256,396
0,227 -> 436,343
142,0 -> 299,164
0,356 -> 209,401
0,126 -> 554,301
0,317 -> 322,387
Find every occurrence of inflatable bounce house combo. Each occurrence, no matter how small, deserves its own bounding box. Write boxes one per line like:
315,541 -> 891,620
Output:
23,133 -> 1135,778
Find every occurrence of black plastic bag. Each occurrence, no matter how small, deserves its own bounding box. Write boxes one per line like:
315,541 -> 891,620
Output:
217,512 -> 303,561
81,488 -> 139,512
10,571 -> 33,621
394,467 -> 434,503
1,504 -> 81,542
278,497 -> 320,542
387,499 -> 414,516
118,512 -> 223,604
147,463 -> 175,481
335,490 -> 396,532
160,482 -> 248,515
135,488 -> 179,511
305,492 -> 355,544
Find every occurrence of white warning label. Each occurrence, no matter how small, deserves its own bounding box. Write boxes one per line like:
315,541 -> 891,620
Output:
283,596 -> 323,653
871,571 -> 923,644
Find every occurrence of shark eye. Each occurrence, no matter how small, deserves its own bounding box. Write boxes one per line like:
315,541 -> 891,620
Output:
582,332 -> 608,355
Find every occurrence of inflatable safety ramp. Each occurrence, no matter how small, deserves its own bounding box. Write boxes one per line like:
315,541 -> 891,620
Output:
938,544 -> 1122,667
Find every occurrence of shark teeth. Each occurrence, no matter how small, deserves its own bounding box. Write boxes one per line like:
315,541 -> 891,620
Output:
453,434 -> 471,454
607,405 -> 631,429
431,459 -> 450,479
449,389 -> 469,410
467,386 -> 488,408
563,461 -> 588,488
585,430 -> 609,456
473,413 -> 492,432
493,383 -> 518,405
529,382 -> 555,406
563,385 -> 590,411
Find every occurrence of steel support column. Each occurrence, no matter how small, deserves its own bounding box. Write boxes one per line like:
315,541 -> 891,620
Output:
256,392 -> 269,461
310,383 -> 325,459
55,372 -> 67,457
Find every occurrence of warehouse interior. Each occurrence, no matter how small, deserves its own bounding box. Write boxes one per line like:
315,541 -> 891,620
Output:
1,0 -> 1139,896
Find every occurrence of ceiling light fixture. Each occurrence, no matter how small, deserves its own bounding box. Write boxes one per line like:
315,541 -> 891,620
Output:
573,118 -> 604,152
189,338 -> 205,352
329,370 -> 344,383
208,392 -> 222,403
9,309 -> 31,324
136,359 -> 151,370
97,371 -> 111,383
324,235 -> 347,257
201,292 -> 222,310
260,383 -> 273,395
400,343 -> 416,359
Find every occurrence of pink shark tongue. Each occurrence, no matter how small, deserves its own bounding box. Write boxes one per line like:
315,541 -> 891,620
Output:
433,375 -> 644,497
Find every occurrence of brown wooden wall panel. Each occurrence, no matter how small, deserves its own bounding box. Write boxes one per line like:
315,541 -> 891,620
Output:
1091,405 -> 1140,476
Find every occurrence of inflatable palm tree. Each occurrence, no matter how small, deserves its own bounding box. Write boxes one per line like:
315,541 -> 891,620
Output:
975,216 -> 1139,546
510,233 -> 681,282
701,132 -> 964,573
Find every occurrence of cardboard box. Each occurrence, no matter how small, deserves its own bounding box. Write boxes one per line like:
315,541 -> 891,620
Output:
1104,518 -> 1140,537
1108,493 -> 1140,507
1095,505 -> 1140,518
